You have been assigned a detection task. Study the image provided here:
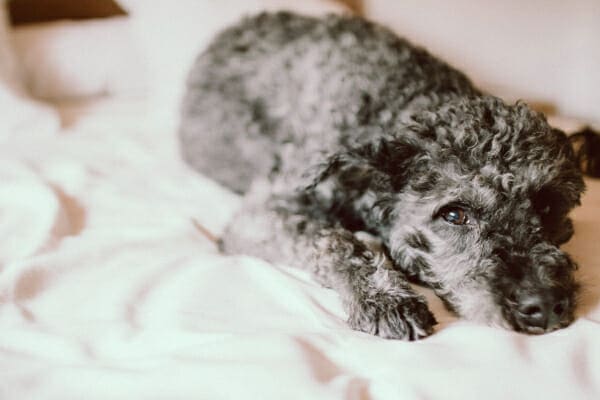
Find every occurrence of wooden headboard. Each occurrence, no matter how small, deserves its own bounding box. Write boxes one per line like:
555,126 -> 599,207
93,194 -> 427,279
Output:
7,0 -> 127,25
6,0 -> 362,26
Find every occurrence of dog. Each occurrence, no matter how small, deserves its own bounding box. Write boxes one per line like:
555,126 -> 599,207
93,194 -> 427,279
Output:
179,12 -> 585,340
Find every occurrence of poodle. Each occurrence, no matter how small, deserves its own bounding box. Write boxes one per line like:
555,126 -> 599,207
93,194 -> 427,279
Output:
179,12 -> 585,340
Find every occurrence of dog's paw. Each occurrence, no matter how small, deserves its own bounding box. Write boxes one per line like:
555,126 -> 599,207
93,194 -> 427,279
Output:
347,294 -> 437,340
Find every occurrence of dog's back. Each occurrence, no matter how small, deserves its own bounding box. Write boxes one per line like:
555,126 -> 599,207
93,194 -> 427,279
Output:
179,12 -> 476,193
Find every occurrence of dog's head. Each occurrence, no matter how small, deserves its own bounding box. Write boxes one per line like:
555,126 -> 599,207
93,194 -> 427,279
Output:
387,96 -> 585,333
321,96 -> 585,333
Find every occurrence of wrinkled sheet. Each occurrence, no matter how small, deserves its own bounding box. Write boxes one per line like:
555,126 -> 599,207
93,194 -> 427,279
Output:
1,98 -> 599,400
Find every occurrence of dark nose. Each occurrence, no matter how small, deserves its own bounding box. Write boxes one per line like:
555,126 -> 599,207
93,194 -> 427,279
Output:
515,294 -> 570,332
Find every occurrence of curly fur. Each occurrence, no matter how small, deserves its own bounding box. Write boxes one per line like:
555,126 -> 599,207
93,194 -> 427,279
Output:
179,12 -> 585,340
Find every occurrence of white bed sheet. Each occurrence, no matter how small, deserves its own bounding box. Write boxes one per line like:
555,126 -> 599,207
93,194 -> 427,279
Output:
0,96 -> 599,400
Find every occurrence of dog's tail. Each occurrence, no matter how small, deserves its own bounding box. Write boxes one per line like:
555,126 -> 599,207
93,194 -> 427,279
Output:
569,127 -> 600,178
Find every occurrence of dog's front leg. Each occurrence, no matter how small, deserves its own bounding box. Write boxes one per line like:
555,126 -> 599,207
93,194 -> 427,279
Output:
220,192 -> 437,340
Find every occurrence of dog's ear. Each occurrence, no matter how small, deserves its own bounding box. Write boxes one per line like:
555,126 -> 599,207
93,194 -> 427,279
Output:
302,137 -> 421,230
309,136 -> 422,194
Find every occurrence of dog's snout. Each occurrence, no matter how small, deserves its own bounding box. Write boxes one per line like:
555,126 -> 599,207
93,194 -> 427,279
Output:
514,293 -> 570,333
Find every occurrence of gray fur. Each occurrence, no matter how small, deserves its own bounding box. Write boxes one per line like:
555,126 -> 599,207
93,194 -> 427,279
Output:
179,12 -> 584,340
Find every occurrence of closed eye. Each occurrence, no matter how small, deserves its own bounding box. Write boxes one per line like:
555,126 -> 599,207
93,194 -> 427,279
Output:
539,205 -> 551,215
532,187 -> 569,222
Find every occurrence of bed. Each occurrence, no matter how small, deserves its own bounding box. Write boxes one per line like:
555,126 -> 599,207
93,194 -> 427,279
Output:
1,1 -> 599,399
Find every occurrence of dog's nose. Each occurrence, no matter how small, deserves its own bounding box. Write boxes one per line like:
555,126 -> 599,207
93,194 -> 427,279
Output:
515,294 -> 569,332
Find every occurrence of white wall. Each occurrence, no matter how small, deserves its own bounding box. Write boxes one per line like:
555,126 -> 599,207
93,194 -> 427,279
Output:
362,0 -> 600,123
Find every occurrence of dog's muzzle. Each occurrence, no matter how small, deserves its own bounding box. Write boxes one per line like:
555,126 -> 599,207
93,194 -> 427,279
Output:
510,290 -> 574,334
494,243 -> 577,334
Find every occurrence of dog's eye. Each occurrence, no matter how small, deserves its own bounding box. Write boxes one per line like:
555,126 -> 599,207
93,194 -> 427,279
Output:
440,207 -> 469,225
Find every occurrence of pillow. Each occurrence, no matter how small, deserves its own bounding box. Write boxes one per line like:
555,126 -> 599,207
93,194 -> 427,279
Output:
11,16 -> 145,101
0,1 -> 58,138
